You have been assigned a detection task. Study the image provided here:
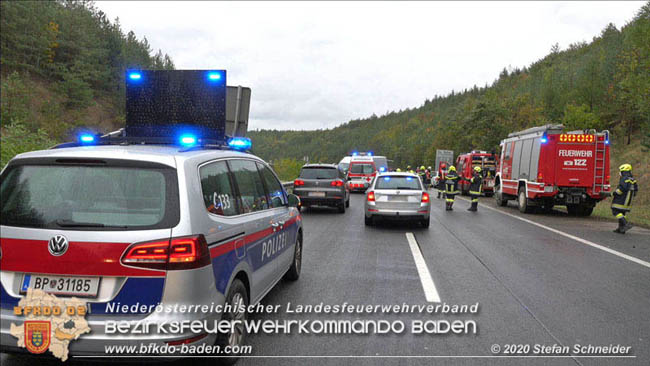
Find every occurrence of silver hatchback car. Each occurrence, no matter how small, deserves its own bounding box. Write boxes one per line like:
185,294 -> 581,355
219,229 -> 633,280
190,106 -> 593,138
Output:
0,142 -> 303,359
364,172 -> 431,227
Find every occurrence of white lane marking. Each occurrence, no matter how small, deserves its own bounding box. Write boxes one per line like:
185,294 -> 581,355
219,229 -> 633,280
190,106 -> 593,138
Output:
457,197 -> 650,269
405,233 -> 441,302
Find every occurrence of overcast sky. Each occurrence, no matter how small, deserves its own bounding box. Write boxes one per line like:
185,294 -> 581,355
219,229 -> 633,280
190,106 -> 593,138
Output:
96,1 -> 643,131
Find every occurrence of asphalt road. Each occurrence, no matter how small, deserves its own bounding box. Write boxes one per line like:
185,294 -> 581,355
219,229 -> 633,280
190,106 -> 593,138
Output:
2,191 -> 649,366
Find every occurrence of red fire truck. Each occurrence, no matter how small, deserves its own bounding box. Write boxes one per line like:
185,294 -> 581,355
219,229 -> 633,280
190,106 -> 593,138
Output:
494,124 -> 610,215
456,151 -> 497,197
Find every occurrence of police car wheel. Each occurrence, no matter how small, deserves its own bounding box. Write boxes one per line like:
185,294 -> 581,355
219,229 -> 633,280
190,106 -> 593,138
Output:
285,231 -> 302,281
338,200 -> 346,213
420,217 -> 430,228
345,197 -> 350,208
215,279 -> 248,362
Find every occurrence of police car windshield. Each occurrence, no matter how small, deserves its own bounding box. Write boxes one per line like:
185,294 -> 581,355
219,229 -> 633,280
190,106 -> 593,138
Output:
0,163 -> 179,230
375,176 -> 421,190
300,167 -> 338,179
350,163 -> 374,174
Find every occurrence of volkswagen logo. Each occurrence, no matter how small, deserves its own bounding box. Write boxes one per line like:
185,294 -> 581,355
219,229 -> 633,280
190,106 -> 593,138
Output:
48,235 -> 69,256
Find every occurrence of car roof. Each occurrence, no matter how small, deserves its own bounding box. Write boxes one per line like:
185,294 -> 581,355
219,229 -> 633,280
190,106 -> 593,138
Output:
9,145 -> 256,168
302,163 -> 338,168
378,172 -> 419,177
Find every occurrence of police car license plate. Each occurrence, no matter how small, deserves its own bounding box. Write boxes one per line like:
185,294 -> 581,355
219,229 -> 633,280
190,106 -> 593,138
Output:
21,274 -> 100,297
308,192 -> 326,197
389,196 -> 407,202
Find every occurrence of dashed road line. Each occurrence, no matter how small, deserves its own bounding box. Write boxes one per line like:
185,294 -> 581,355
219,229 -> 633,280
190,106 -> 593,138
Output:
405,232 -> 441,303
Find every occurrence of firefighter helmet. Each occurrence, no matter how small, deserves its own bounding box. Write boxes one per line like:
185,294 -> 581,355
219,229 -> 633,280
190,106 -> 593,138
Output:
396,168 -> 402,172
474,166 -> 482,173
448,165 -> 456,172
619,164 -> 632,172
420,166 -> 425,170
427,166 -> 432,170
407,165 -> 411,169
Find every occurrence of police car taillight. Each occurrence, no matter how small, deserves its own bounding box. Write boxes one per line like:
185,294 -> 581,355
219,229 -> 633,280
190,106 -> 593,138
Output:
367,191 -> 375,202
294,179 -> 305,186
121,235 -> 210,270
331,179 -> 344,187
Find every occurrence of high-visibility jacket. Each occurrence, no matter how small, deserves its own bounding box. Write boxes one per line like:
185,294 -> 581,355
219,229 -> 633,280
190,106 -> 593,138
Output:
445,171 -> 459,195
468,173 -> 483,196
611,172 -> 638,212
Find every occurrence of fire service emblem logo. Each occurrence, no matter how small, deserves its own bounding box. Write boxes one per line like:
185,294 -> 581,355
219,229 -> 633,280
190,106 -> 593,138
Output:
48,235 -> 68,256
25,321 -> 51,354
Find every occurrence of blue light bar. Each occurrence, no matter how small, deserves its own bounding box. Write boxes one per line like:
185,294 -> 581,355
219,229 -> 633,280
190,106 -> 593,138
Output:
128,72 -> 142,80
352,151 -> 358,156
79,134 -> 95,144
367,152 -> 373,156
208,72 -> 221,81
228,137 -> 252,150
406,177 -> 413,181
541,137 -> 548,143
379,167 -> 386,172
383,176 -> 390,181
179,135 -> 197,146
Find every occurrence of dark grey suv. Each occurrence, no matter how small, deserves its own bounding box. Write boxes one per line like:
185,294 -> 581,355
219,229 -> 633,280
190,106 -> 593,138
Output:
293,164 -> 350,213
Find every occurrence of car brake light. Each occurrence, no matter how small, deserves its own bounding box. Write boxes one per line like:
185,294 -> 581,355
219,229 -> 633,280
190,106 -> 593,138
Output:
367,191 -> 375,202
331,179 -> 344,187
421,192 -> 430,203
121,235 -> 210,270
294,179 -> 305,186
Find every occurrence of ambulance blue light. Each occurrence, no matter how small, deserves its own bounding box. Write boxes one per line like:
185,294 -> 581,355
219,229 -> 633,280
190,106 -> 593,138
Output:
541,137 -> 548,144
179,135 -> 197,146
383,176 -> 390,181
352,151 -> 358,156
228,137 -> 252,150
208,72 -> 221,81
367,152 -> 373,156
79,134 -> 95,144
406,177 -> 413,181
128,72 -> 142,80
605,139 -> 609,145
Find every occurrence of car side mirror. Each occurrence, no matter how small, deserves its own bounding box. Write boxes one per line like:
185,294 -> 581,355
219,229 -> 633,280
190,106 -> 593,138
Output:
287,193 -> 300,208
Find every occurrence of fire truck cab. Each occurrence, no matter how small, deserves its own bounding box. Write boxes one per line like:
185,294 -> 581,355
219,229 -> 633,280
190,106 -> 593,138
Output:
456,151 -> 497,197
494,124 -> 610,216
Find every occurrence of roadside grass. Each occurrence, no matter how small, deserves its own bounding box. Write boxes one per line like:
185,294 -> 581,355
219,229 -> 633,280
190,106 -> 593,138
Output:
592,136 -> 649,228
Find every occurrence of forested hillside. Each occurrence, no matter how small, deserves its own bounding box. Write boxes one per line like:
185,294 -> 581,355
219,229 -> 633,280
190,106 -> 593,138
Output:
0,0 -> 174,166
249,3 -> 649,168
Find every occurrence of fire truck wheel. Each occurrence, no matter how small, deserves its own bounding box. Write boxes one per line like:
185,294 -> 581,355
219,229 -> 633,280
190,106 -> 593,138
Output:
495,184 -> 508,207
518,188 -> 533,213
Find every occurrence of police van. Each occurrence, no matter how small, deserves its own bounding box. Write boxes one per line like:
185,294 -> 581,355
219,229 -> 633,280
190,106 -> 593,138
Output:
0,70 -> 303,360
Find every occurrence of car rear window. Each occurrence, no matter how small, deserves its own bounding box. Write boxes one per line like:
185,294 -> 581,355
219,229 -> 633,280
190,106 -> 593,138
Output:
0,161 -> 179,230
375,176 -> 421,190
350,163 -> 374,174
300,167 -> 338,179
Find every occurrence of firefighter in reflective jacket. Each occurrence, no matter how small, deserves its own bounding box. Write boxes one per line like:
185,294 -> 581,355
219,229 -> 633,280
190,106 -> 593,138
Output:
437,163 -> 447,199
466,166 -> 482,212
611,164 -> 638,234
444,165 -> 460,211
